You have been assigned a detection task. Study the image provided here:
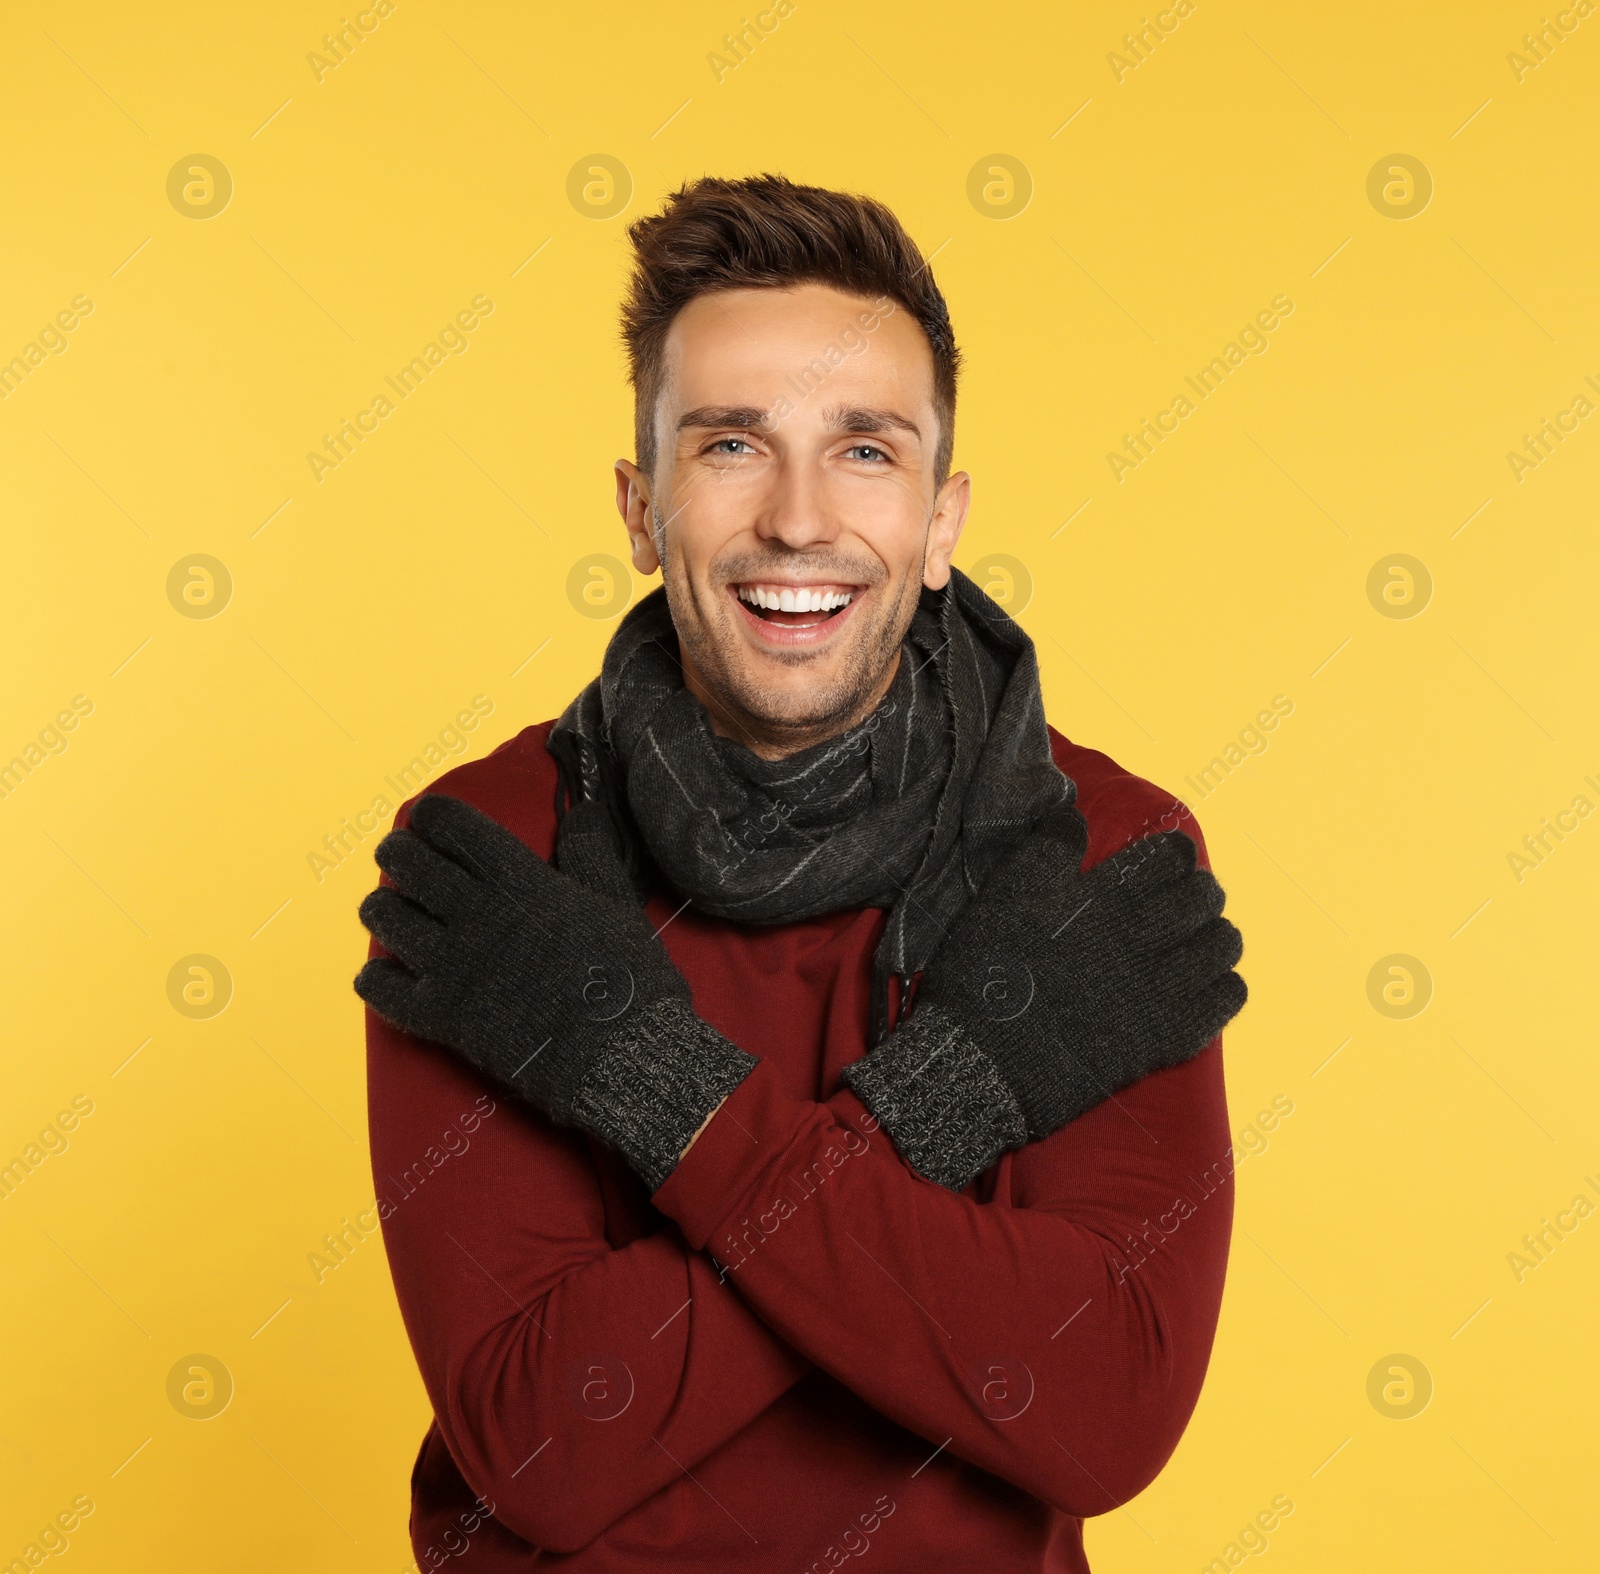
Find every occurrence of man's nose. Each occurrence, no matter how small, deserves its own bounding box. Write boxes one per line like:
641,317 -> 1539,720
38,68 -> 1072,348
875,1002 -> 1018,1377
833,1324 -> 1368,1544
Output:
753,455 -> 841,550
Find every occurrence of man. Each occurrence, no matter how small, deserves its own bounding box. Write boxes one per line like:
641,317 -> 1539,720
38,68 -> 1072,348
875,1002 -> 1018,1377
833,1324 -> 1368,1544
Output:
355,174 -> 1246,1572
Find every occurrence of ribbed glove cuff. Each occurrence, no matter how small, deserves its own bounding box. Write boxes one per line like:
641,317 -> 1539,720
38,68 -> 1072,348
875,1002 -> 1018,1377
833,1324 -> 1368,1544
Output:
841,1004 -> 1028,1192
571,998 -> 759,1193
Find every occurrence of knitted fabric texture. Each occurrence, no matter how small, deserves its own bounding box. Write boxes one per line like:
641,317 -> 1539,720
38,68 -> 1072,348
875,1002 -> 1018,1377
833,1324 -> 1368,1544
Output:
841,1003 -> 1029,1190
842,807 -> 1248,1190
354,793 -> 757,1191
546,566 -> 1072,1046
572,998 -> 761,1192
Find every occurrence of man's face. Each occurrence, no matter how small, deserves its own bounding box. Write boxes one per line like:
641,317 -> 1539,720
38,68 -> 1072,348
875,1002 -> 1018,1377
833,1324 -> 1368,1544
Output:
615,283 -> 969,759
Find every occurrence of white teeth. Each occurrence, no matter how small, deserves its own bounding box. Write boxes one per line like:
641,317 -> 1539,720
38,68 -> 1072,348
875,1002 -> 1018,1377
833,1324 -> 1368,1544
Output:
737,586 -> 856,614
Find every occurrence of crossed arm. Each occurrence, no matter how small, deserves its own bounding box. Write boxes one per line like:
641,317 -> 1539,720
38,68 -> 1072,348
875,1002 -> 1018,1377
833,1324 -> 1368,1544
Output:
366,964 -> 1233,1553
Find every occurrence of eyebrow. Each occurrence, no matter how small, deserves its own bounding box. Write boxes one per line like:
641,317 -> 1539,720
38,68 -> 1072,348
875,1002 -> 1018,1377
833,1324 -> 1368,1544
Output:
823,404 -> 921,441
677,405 -> 771,432
676,403 -> 922,440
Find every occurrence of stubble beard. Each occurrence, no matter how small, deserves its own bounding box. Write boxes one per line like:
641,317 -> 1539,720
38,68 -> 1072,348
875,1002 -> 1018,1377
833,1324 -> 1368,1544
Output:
656,509 -> 921,756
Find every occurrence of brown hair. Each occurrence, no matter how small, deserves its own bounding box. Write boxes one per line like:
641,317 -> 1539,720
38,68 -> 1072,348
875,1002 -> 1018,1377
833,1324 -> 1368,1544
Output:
621,174 -> 961,485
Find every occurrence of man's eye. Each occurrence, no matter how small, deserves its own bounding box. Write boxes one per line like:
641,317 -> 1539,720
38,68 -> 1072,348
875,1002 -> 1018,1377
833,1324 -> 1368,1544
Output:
708,437 -> 756,456
845,443 -> 890,463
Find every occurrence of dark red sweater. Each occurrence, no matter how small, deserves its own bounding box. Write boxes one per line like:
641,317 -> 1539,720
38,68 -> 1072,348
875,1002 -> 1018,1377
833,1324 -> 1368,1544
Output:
364,720 -> 1234,1572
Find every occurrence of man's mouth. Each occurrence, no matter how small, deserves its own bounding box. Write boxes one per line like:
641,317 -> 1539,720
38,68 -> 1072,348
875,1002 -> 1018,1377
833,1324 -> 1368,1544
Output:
732,581 -> 860,632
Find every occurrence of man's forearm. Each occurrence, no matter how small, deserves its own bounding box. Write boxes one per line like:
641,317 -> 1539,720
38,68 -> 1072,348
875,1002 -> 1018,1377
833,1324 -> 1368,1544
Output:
365,997 -> 812,1553
649,1045 -> 1233,1516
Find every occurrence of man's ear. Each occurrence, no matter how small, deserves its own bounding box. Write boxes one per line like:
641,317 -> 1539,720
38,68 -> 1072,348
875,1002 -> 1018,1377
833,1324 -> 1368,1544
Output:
922,470 -> 971,591
615,459 -> 660,576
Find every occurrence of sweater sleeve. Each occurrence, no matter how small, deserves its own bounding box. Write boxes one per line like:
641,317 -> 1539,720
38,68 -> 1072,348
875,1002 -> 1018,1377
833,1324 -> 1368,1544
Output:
650,1040 -> 1232,1516
649,805 -> 1235,1518
364,783 -> 816,1555
367,993 -> 814,1553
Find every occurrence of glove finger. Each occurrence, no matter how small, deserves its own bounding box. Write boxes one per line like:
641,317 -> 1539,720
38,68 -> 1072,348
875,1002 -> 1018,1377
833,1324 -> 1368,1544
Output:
410,793 -> 551,906
1094,829 -> 1197,896
1145,867 -> 1228,946
1145,966 -> 1248,1072
359,886 -> 452,972
1031,798 -> 1090,864
1191,967 -> 1248,1043
1179,914 -> 1245,979
982,801 -> 1090,904
373,828 -> 478,920
1043,839 -> 1200,943
353,956 -> 423,1028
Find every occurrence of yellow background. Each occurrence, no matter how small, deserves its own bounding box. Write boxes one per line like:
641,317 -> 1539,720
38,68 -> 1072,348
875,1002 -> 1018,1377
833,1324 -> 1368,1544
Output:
3,1 -> 1596,1567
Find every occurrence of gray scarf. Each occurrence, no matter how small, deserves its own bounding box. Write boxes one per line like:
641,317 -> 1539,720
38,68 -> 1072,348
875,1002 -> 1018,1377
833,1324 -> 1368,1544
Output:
546,567 -> 1072,1045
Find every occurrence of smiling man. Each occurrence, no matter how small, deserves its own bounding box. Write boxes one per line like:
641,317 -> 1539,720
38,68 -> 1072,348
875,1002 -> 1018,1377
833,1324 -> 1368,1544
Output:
355,174 -> 1247,1572
617,274 -> 958,760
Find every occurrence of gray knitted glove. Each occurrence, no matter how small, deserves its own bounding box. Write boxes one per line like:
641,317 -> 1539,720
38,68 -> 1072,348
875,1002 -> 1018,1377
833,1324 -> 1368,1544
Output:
354,793 -> 756,1191
842,802 -> 1246,1191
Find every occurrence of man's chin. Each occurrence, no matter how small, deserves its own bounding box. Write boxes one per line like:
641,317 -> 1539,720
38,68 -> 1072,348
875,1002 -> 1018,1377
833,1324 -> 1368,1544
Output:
709,638 -> 902,748
669,574 -> 911,754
